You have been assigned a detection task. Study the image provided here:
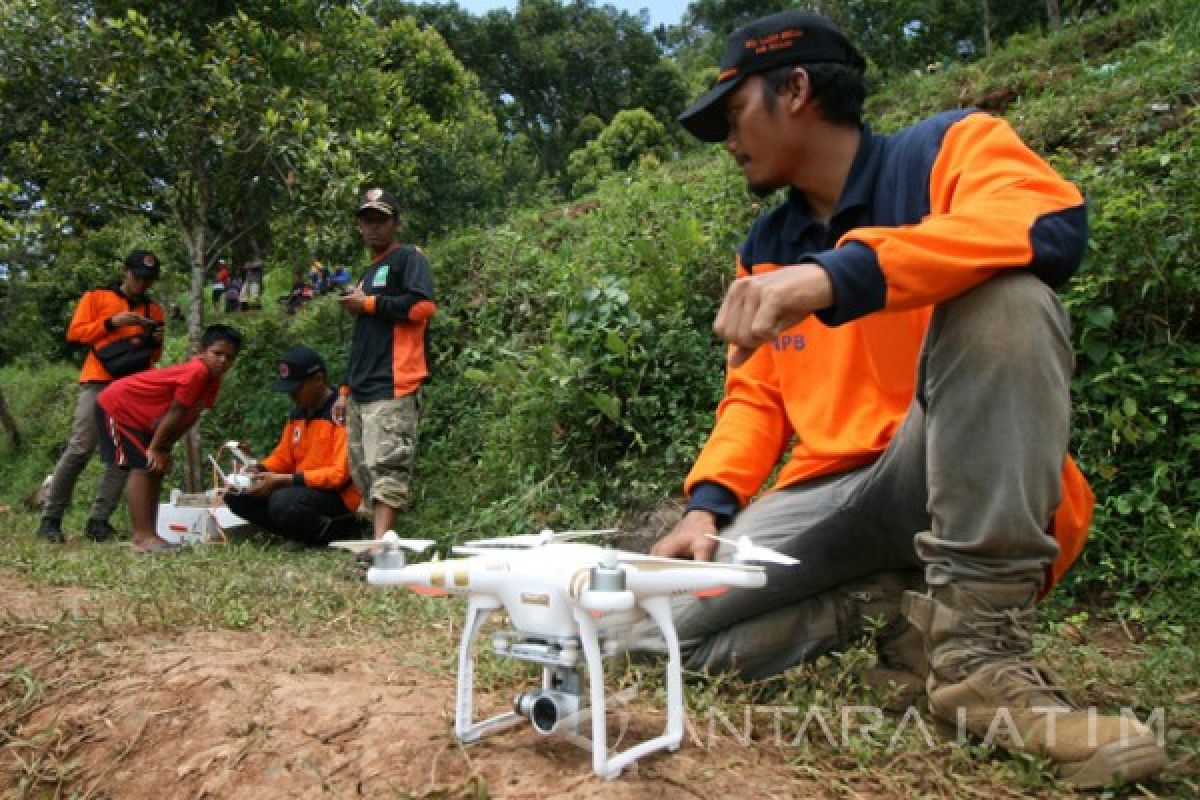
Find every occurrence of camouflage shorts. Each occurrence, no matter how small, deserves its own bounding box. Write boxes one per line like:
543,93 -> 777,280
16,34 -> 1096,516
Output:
346,394 -> 419,512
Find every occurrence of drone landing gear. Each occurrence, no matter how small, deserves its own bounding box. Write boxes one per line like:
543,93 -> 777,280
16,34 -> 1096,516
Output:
574,595 -> 684,779
452,595 -> 684,780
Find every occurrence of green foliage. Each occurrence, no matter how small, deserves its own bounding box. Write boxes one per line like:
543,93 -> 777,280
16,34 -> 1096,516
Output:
565,109 -> 672,197
388,0 -> 689,178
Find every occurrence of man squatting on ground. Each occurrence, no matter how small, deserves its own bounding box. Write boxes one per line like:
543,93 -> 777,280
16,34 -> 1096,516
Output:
642,11 -> 1167,788
224,345 -> 362,547
333,189 -> 436,538
94,324 -> 242,554
39,250 -> 166,544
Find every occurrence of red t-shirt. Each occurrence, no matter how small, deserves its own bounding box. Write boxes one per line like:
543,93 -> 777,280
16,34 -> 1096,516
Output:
97,357 -> 221,432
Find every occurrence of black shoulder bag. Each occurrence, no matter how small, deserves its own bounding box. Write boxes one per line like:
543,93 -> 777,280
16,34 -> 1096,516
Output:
93,300 -> 157,378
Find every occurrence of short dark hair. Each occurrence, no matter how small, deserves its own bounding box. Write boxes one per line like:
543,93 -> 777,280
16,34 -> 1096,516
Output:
760,62 -> 866,128
201,324 -> 244,354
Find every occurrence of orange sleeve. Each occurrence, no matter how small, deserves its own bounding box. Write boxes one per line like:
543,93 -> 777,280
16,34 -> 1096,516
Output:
841,113 -> 1085,311
259,422 -> 295,474
66,291 -> 112,345
684,258 -> 793,507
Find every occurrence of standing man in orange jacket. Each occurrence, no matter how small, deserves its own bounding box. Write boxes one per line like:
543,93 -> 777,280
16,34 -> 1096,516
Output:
224,346 -> 361,546
39,250 -> 165,543
647,11 -> 1165,787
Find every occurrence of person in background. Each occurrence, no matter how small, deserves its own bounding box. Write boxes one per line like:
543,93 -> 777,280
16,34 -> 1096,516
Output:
241,259 -> 264,310
647,10 -> 1166,787
95,324 -> 242,554
330,265 -> 351,292
224,269 -> 243,313
39,250 -> 166,544
212,259 -> 230,310
223,346 -> 361,546
333,188 -> 435,539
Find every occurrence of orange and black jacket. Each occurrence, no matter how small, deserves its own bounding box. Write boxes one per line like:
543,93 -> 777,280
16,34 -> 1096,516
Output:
259,391 -> 361,512
67,283 -> 166,384
685,110 -> 1092,590
344,243 -> 436,402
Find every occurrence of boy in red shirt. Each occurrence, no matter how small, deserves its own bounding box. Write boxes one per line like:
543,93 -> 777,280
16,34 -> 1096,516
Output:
95,324 -> 243,553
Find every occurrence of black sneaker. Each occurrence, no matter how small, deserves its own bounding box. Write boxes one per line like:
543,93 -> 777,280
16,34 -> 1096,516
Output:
38,517 -> 66,544
85,518 -> 118,542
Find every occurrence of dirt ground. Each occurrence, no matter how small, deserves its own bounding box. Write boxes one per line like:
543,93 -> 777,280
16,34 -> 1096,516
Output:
0,576 -> 824,800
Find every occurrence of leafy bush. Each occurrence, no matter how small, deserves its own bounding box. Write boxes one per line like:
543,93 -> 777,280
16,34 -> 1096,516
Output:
565,109 -> 672,197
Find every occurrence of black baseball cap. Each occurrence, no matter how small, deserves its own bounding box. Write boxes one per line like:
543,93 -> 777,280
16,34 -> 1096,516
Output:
272,345 -> 326,392
355,188 -> 400,219
124,250 -> 161,279
678,11 -> 865,142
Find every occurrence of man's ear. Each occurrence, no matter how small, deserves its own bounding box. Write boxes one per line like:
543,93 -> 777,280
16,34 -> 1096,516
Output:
785,67 -> 812,113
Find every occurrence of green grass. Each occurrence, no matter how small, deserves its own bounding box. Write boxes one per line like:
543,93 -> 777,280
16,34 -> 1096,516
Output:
2,506 -> 1196,797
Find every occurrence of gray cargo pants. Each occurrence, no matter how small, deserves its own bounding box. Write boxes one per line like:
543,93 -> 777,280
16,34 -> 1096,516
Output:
659,273 -> 1073,677
42,383 -> 128,522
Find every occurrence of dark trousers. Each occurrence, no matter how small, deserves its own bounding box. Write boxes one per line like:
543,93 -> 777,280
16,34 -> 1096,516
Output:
225,486 -> 356,546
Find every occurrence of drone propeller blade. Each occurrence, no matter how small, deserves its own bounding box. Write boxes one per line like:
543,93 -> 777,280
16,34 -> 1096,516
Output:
327,532 -> 435,555
705,534 -> 800,566
328,539 -> 381,554
460,527 -> 618,549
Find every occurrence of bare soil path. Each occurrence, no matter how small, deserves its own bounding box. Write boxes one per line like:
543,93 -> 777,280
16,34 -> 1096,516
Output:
1,576 -> 823,800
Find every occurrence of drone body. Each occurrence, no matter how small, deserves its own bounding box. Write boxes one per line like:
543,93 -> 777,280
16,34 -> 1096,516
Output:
335,530 -> 794,779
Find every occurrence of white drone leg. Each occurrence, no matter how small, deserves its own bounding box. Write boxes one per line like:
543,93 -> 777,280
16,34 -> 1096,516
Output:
455,595 -> 520,742
572,608 -> 614,778
571,595 -> 685,779
643,595 -> 685,751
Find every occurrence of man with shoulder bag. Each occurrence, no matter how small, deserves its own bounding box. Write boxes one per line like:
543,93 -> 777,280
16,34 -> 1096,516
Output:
38,250 -> 166,543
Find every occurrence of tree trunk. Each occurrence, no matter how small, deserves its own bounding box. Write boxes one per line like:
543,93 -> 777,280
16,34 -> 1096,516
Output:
0,386 -> 21,449
1045,0 -> 1062,31
981,0 -> 993,58
183,224 -> 208,493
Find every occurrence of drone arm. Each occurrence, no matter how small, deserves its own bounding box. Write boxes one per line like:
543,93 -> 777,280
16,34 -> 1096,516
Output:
367,559 -> 488,595
623,566 -> 766,596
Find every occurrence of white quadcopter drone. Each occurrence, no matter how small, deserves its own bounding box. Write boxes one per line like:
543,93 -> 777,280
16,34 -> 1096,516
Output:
209,440 -> 259,493
330,527 -> 797,779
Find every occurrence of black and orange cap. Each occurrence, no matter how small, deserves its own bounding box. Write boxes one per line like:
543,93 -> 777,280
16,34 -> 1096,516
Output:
678,11 -> 865,143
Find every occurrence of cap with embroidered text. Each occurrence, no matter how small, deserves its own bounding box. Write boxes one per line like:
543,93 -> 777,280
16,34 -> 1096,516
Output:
355,188 -> 400,219
678,11 -> 865,143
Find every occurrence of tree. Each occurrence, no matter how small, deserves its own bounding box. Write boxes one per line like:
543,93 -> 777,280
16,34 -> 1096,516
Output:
0,0 -> 504,486
375,0 -> 688,182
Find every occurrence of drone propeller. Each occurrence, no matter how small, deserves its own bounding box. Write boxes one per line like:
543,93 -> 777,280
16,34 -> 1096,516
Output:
458,527 -> 618,549
705,534 -> 799,566
328,530 -> 436,555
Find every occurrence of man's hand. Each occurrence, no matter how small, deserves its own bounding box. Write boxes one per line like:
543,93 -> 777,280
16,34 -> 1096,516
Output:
650,510 -> 720,561
338,287 -> 368,316
714,262 -> 834,367
332,395 -> 348,425
243,472 -> 288,497
146,448 -> 173,476
110,311 -> 157,329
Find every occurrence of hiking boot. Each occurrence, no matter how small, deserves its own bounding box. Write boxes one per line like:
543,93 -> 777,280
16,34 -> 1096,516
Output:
37,516 -> 65,543
903,580 -> 1168,788
85,517 -> 119,542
